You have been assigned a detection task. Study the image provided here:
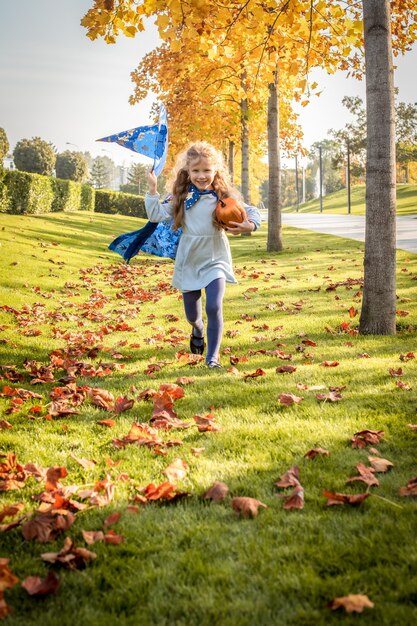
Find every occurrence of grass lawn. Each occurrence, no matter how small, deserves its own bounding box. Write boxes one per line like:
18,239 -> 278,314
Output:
0,211 -> 416,626
283,183 -> 417,215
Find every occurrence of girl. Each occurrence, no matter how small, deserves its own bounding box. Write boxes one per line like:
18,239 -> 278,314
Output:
146,141 -> 261,369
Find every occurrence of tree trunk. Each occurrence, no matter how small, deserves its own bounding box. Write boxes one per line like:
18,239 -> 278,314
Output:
240,96 -> 250,204
228,140 -> 234,183
267,67 -> 283,252
359,0 -> 396,335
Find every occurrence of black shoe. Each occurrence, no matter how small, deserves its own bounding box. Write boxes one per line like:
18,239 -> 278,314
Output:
190,334 -> 205,355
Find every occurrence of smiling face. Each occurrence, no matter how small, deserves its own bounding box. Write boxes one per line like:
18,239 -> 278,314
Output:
188,157 -> 216,191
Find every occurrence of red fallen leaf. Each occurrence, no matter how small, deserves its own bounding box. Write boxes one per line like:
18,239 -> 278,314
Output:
194,414 -> 221,432
175,351 -> 204,365
275,465 -> 300,488
400,352 -> 415,361
113,396 -> 134,414
320,361 -> 339,367
395,380 -> 411,390
159,383 -> 185,400
103,511 -> 122,529
316,392 -> 342,402
191,447 -> 205,456
0,420 -> 12,430
103,529 -> 125,544
41,536 -> 96,569
0,558 -> 19,618
232,497 -> 268,518
348,306 -> 358,318
28,405 -> 43,414
96,419 -> 116,428
304,448 -> 330,459
82,530 -> 104,544
142,481 -> 188,502
21,571 -> 60,596
150,413 -> 192,430
45,466 -> 68,491
396,309 -> 409,317
302,338 -> 317,346
389,367 -> 403,377
323,490 -> 370,506
276,365 -> 297,374
163,458 -> 189,483
283,485 -> 304,510
203,481 -> 229,502
0,503 -> 24,523
351,429 -> 384,448
328,594 -> 374,613
243,368 -> 266,380
278,393 -> 304,406
398,476 -> 417,497
346,463 -> 379,487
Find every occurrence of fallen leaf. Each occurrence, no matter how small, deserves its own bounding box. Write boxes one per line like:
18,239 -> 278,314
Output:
282,485 -> 304,510
21,571 -> 60,596
232,497 -> 267,518
275,365 -> 297,374
320,361 -> 339,367
323,490 -> 370,506
278,393 -> 304,406
203,481 -> 229,502
96,419 -> 116,428
103,511 -> 122,528
243,368 -> 266,380
163,459 -> 188,483
103,529 -> 125,544
275,465 -> 300,488
346,463 -> 379,487
0,420 -> 12,430
193,414 -> 221,432
0,503 -> 24,523
389,367 -> 403,377
328,594 -> 374,613
315,392 -> 342,402
82,530 -> 104,545
351,429 -> 384,448
304,448 -> 330,459
368,456 -> 394,473
113,396 -> 134,414
41,536 -> 96,569
69,454 -> 96,471
191,447 -> 205,456
399,476 -> 417,497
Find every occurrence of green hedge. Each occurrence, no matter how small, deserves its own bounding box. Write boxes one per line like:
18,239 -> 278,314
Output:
0,170 -> 95,214
94,189 -> 146,218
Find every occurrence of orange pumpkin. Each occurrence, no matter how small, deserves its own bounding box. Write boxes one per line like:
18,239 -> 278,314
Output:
215,197 -> 247,228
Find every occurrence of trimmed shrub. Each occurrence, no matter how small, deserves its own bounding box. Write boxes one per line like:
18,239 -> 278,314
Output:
52,179 -> 82,212
5,170 -> 54,214
80,185 -> 95,212
0,175 -> 9,213
94,190 -> 146,218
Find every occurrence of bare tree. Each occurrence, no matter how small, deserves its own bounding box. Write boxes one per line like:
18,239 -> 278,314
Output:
359,0 -> 396,335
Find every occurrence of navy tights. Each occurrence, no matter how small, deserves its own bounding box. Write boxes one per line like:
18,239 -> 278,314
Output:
182,278 -> 226,364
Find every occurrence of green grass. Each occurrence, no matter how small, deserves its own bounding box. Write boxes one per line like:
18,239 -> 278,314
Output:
283,183 -> 417,215
1,212 -> 417,626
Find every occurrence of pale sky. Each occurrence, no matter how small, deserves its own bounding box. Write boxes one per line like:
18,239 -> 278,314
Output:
1,0 -> 416,168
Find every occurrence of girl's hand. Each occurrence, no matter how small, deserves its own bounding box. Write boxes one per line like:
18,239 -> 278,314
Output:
147,169 -> 158,194
226,219 -> 255,235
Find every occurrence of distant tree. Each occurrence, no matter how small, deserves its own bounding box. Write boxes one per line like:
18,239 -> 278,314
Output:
395,101 -> 417,182
120,162 -> 148,195
13,137 -> 56,176
91,155 -> 114,189
0,128 -> 9,163
308,139 -> 345,196
56,150 -> 89,182
330,96 -> 367,178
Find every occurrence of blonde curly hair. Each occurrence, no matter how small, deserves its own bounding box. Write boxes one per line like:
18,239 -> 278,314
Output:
168,141 -> 241,231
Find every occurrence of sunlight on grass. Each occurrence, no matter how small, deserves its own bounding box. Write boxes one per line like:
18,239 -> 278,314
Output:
0,212 -> 416,626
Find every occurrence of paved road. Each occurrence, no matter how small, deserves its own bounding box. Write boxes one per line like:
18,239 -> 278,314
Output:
268,213 -> 417,254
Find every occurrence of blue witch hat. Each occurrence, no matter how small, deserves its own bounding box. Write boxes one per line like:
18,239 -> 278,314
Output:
97,104 -> 168,175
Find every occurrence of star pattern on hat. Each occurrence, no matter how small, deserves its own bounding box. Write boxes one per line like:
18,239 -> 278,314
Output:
185,185 -> 218,210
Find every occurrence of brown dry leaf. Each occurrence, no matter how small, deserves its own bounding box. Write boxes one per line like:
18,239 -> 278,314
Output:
399,476 -> 417,497
21,571 -> 60,596
89,387 -> 115,410
191,447 -> 205,456
175,377 -> 195,386
243,368 -> 266,380
283,485 -> 305,510
0,420 -> 12,430
45,466 -> 68,491
113,396 -> 134,415
351,429 -> 384,448
320,361 -> 339,367
389,367 -> 403,377
346,463 -> 379,487
69,453 -> 96,471
163,458 -> 189,483
0,557 -> 19,619
316,392 -> 342,402
22,511 -> 75,542
96,418 -> 116,428
103,529 -> 125,544
278,393 -> 304,406
82,530 -> 104,545
323,490 -> 370,506
203,481 -> 229,502
41,536 -> 96,569
194,414 -> 221,432
395,380 -> 411,390
103,511 -> 122,528
0,503 -> 24,523
142,481 -> 188,502
368,456 -> 394,473
276,365 -> 297,374
328,594 -> 374,613
275,465 -> 300,488
304,448 -> 330,460
232,497 -> 268,518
